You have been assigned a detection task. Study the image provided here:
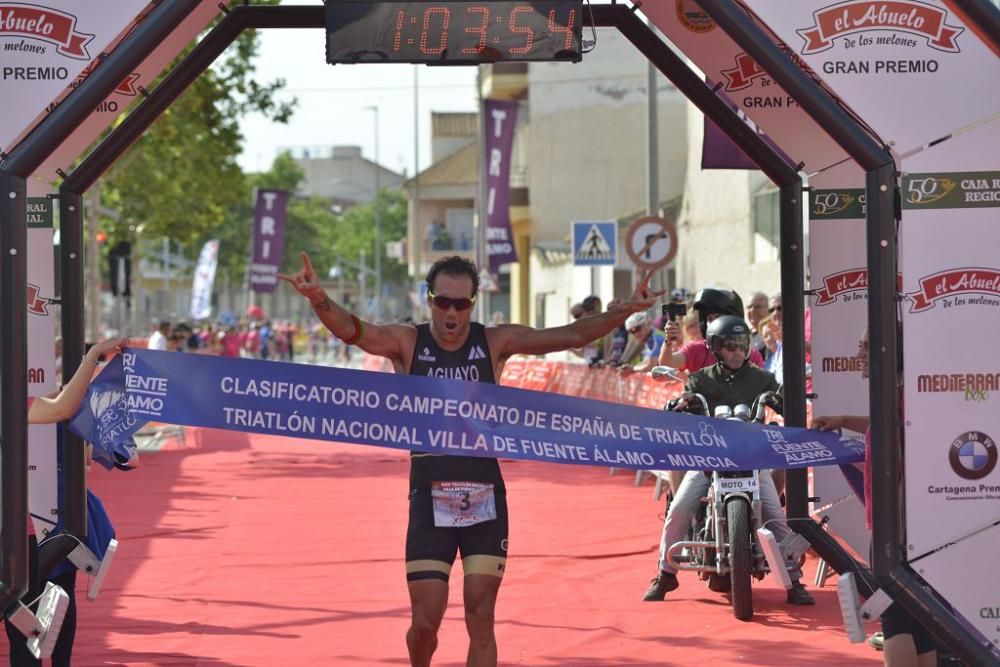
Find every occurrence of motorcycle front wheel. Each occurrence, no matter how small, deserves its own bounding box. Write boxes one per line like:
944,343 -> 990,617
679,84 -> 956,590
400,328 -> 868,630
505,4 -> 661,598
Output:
726,498 -> 753,621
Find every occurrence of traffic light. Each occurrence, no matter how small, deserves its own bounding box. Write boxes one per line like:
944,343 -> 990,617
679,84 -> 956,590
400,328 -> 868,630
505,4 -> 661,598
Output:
108,241 -> 131,297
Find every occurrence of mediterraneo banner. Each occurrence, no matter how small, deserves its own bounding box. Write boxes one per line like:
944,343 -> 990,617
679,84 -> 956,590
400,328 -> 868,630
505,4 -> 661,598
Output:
76,349 -> 867,472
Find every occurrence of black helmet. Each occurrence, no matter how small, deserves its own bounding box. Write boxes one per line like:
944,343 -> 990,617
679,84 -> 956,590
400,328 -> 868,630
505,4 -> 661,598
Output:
706,315 -> 752,364
693,288 -> 744,336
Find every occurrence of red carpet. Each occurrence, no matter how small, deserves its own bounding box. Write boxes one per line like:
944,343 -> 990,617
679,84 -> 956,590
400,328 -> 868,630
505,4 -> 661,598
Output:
6,428 -> 880,665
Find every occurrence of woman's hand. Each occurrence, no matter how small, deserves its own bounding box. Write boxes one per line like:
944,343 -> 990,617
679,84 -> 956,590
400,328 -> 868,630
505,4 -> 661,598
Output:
89,337 -> 128,360
810,415 -> 844,431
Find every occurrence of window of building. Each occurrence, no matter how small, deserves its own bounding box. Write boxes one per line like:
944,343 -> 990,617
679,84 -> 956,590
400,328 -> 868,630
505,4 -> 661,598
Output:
752,186 -> 780,263
445,208 -> 475,251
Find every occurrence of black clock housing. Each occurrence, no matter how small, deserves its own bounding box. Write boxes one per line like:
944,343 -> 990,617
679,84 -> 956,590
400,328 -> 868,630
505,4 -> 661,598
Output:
326,1 -> 583,64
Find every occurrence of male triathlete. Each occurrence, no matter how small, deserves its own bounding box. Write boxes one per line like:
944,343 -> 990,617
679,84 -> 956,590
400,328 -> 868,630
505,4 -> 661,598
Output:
281,253 -> 662,667
643,316 -> 815,605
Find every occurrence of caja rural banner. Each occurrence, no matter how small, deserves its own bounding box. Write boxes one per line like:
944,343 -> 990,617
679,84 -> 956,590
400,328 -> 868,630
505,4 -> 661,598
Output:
639,0 -> 850,174
807,161 -> 873,561
88,349 -> 866,473
26,197 -> 58,537
741,0 -> 1000,156
0,0 -> 153,156
900,119 -> 1000,646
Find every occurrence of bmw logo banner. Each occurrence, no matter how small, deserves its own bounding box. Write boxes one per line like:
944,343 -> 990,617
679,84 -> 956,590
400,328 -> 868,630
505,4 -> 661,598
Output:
82,349 -> 865,472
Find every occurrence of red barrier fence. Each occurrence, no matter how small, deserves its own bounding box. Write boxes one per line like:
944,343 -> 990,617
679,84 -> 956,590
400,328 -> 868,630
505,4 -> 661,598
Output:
362,354 -> 684,410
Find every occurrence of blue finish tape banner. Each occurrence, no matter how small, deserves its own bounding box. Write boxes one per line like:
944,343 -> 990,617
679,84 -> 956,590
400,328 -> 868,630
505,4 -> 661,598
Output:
109,349 -> 863,471
68,356 -> 141,470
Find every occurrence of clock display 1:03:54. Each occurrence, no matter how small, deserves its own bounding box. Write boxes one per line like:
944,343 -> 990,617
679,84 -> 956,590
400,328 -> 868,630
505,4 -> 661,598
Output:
392,4 -> 578,56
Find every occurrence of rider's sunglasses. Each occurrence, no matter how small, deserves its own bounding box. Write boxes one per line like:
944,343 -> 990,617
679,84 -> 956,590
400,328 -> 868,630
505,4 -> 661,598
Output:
721,341 -> 748,352
428,291 -> 476,312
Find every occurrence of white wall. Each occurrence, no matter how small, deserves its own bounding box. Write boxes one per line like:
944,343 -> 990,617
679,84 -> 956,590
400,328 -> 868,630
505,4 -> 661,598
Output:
527,29 -> 688,242
672,102 -> 781,297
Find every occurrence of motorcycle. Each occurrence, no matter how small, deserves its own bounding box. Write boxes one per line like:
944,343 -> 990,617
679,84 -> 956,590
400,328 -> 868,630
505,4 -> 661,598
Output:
657,381 -> 784,621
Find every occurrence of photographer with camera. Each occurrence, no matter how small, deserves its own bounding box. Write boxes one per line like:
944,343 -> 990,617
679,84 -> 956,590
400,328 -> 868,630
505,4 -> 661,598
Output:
659,288 -> 765,372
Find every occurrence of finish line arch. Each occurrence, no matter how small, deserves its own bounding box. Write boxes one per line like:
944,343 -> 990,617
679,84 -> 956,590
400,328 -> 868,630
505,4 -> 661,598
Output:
1,2 -> 997,664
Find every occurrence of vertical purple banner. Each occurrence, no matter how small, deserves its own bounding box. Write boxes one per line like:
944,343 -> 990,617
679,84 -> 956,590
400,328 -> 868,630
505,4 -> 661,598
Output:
484,99 -> 518,272
249,189 -> 288,293
702,116 -> 757,170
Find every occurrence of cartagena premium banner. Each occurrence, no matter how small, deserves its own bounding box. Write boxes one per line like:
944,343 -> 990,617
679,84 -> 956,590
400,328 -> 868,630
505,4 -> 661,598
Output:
249,189 -> 287,293
484,98 -> 519,272
900,142 -> 1000,559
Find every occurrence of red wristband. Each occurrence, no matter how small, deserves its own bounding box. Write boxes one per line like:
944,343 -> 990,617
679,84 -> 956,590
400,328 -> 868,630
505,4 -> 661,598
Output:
342,314 -> 364,345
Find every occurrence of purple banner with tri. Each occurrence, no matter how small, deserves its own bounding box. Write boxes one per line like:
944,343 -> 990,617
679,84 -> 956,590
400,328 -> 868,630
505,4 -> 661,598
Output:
484,99 -> 518,272
249,189 -> 288,293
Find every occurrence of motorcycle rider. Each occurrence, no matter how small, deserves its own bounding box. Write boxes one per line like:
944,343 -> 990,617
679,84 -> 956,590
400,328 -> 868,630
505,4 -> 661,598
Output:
656,288 -> 764,499
643,315 -> 815,605
660,287 -> 764,371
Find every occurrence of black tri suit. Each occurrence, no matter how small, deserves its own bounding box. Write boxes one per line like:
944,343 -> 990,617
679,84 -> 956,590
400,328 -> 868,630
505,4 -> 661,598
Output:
405,322 -> 508,582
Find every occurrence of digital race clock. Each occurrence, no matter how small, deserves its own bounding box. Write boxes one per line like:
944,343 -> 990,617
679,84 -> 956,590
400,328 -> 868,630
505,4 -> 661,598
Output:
326,1 -> 583,64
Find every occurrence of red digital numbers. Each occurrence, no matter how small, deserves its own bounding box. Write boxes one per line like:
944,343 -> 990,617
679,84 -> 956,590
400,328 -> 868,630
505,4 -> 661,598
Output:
420,7 -> 450,55
393,10 -> 406,52
384,2 -> 577,61
508,6 -> 535,55
463,6 -> 489,54
548,8 -> 576,51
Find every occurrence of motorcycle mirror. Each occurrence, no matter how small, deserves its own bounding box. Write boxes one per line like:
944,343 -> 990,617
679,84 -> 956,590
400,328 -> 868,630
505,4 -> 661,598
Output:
650,365 -> 683,383
713,406 -> 732,418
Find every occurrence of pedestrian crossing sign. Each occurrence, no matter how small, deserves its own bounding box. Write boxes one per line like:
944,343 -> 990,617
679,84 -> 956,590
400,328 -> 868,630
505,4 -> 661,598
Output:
572,221 -> 617,266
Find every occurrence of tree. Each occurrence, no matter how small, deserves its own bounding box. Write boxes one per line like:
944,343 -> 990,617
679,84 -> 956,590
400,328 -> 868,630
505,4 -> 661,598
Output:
329,188 -> 410,292
101,2 -> 293,249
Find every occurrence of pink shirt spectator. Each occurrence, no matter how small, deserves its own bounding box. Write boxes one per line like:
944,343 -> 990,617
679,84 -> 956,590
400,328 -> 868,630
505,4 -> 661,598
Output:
678,340 -> 764,372
220,332 -> 242,357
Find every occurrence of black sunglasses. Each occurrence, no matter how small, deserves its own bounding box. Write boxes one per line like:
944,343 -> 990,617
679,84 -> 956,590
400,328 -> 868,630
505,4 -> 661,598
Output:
769,305 -> 782,313
428,291 -> 476,312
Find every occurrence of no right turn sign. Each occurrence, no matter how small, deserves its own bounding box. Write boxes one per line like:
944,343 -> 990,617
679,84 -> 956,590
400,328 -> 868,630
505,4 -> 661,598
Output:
625,216 -> 678,271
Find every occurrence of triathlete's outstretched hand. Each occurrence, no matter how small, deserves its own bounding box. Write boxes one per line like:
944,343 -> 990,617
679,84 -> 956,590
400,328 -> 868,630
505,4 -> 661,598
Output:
619,270 -> 666,314
278,252 -> 327,306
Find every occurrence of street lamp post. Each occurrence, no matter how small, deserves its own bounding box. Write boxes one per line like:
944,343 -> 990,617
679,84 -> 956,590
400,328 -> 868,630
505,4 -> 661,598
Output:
365,105 -> 382,320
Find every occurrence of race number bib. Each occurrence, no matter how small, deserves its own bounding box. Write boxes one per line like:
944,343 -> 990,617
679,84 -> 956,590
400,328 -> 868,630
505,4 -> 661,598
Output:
431,481 -> 496,527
